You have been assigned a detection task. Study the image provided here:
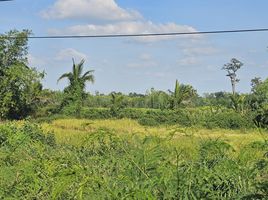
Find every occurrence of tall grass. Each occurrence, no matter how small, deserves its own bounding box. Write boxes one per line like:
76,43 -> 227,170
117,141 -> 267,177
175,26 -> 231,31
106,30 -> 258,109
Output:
0,120 -> 267,199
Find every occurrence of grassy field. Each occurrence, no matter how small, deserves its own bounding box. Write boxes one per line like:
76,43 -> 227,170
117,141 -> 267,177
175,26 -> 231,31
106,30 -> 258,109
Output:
42,118 -> 268,151
42,118 -> 268,169
1,119 -> 268,199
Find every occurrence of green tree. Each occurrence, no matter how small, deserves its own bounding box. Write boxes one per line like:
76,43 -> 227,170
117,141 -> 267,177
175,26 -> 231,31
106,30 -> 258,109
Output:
169,80 -> 197,109
110,92 -> 125,115
145,88 -> 169,109
248,78 -> 268,127
229,94 -> 249,114
222,58 -> 243,95
202,92 -> 232,108
58,59 -> 94,115
251,77 -> 262,93
0,30 -> 44,119
35,89 -> 66,117
0,64 -> 44,119
0,30 -> 31,74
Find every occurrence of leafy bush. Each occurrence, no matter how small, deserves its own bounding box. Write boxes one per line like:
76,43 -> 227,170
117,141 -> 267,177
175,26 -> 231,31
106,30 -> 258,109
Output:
117,108 -> 146,119
80,107 -> 112,119
205,111 -> 254,129
138,116 -> 159,126
199,139 -> 234,167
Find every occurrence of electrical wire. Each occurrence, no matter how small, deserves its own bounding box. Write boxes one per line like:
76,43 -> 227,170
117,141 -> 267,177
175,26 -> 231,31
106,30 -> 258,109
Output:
1,28 -> 268,40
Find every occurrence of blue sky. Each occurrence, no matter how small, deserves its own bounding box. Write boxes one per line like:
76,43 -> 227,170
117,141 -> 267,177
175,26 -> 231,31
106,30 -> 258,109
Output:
1,0 -> 268,95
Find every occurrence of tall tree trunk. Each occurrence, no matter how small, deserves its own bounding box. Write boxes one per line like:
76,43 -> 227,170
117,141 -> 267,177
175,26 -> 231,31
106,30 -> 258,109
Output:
231,81 -> 235,95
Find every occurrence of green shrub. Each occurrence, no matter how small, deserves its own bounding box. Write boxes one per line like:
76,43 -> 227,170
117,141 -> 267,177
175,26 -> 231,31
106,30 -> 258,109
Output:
205,111 -> 253,129
199,139 -> 234,167
117,108 -> 146,119
80,107 -> 112,119
254,111 -> 268,128
35,106 -> 255,129
138,116 -> 159,126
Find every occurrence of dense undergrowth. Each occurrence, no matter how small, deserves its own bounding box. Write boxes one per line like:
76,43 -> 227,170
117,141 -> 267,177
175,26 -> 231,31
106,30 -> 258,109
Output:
35,106 -> 255,129
0,122 -> 267,199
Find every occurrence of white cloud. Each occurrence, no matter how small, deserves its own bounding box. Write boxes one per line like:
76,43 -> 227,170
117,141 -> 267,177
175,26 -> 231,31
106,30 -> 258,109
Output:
127,53 -> 158,68
41,0 -> 141,21
140,53 -> 152,61
177,57 -> 200,66
48,21 -> 198,42
176,43 -> 219,67
27,54 -> 46,67
42,0 -> 200,43
55,48 -> 88,61
127,61 -> 158,68
182,46 -> 219,56
145,71 -> 170,78
206,65 -> 218,72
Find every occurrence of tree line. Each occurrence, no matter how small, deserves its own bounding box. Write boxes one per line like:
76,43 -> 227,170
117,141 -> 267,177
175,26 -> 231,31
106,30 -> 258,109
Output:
1,30 -> 268,128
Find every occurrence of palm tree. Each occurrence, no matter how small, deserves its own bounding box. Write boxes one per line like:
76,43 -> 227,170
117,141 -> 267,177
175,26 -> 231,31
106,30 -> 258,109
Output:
169,80 -> 196,109
58,58 -> 95,92
57,59 -> 94,114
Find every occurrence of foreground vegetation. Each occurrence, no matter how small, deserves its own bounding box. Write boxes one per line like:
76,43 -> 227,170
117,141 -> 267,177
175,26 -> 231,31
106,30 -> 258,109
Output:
0,119 -> 267,199
1,29 -> 268,199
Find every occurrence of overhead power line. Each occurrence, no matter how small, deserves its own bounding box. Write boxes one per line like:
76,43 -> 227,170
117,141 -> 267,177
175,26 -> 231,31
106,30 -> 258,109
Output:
14,28 -> 268,39
1,28 -> 268,40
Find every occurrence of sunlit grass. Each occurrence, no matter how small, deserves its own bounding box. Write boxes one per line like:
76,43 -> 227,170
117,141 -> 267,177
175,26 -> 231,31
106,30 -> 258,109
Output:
42,118 -> 268,151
